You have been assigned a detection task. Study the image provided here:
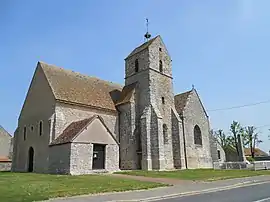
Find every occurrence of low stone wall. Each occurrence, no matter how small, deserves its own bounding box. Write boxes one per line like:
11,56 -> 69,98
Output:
213,161 -> 248,170
0,162 -> 12,171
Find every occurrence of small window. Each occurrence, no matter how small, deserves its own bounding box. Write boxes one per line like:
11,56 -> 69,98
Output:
163,124 -> 168,144
31,126 -> 34,131
159,60 -> 163,72
23,126 -> 27,141
194,125 -> 202,145
162,97 -> 165,104
218,150 -> 221,160
159,47 -> 162,52
39,121 -> 43,136
135,59 -> 139,72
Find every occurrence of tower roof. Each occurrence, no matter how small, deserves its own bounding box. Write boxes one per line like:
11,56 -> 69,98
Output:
125,35 -> 160,59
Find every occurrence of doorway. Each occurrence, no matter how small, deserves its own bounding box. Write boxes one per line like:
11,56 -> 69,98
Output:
92,144 -> 105,169
28,147 -> 34,172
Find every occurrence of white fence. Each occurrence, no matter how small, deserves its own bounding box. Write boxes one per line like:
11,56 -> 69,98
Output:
253,161 -> 270,171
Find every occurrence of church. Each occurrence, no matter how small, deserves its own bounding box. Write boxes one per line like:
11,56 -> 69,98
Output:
12,35 -> 219,175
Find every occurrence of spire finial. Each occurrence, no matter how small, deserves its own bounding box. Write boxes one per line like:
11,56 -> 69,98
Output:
192,84 -> 195,90
144,18 -> 151,41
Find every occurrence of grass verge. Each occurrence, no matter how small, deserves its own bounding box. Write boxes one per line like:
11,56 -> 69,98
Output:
0,172 -> 166,202
115,169 -> 270,181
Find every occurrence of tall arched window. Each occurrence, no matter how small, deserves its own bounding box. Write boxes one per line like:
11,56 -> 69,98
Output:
135,59 -> 139,72
159,60 -> 163,72
163,124 -> 168,144
39,121 -> 43,136
194,125 -> 202,145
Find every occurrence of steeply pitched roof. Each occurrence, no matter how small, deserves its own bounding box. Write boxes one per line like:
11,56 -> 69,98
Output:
39,61 -> 123,111
115,82 -> 137,106
125,36 -> 159,59
174,90 -> 192,113
244,148 -> 269,157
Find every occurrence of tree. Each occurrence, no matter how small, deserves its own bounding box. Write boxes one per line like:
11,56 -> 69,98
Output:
245,126 -> 262,158
230,121 -> 243,157
214,129 -> 229,149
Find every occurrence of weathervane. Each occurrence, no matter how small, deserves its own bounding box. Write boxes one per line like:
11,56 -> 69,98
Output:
144,18 -> 151,41
192,84 -> 195,90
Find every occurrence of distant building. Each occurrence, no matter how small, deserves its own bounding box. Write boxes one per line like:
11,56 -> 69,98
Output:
0,125 -> 12,171
244,148 -> 269,157
12,35 -> 220,175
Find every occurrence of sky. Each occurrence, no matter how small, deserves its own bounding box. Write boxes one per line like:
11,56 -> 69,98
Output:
1,0 -> 270,153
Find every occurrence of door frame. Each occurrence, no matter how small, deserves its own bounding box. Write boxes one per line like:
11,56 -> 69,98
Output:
92,144 -> 106,170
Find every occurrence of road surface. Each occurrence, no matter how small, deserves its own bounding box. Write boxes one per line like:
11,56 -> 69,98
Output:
154,181 -> 270,202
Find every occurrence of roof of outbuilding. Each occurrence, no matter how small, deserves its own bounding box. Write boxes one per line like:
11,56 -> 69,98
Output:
50,115 -> 118,146
39,61 -> 123,111
174,90 -> 192,113
0,156 -> 11,162
125,36 -> 159,59
50,117 -> 95,145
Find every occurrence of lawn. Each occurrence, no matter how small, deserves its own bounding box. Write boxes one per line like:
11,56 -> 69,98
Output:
0,172 -> 166,202
116,169 -> 270,181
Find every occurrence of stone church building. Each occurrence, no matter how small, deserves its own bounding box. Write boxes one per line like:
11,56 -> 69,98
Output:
12,35 -> 218,175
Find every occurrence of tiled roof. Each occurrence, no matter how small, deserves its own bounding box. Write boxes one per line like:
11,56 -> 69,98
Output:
174,90 -> 192,113
0,156 -> 11,162
50,117 -> 95,145
115,82 -> 137,106
39,62 -> 123,111
244,148 -> 269,157
126,36 -> 159,59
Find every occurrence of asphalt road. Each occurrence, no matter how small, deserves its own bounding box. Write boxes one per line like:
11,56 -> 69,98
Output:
154,182 -> 270,202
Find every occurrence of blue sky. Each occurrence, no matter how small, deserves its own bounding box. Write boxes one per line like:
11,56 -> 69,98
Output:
1,0 -> 270,153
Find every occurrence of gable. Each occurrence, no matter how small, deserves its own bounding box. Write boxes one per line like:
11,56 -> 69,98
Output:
19,63 -> 55,121
73,118 -> 117,145
50,115 -> 118,146
185,89 -> 208,118
39,61 -> 123,112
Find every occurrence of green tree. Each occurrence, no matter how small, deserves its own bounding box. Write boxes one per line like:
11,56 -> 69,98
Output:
245,126 -> 262,158
230,121 -> 243,157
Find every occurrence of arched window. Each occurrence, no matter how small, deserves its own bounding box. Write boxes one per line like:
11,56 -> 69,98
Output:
159,60 -> 163,72
39,121 -> 43,136
194,125 -> 202,145
135,59 -> 139,72
163,124 -> 168,144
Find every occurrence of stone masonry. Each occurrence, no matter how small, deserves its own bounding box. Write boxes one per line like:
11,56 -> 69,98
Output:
12,35 -> 221,175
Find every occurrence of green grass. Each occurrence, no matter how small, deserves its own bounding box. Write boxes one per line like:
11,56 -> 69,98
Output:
115,169 -> 270,181
0,172 -> 166,202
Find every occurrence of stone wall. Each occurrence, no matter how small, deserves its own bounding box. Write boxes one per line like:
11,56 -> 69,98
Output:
183,91 -> 213,168
48,143 -> 71,174
13,64 -> 55,173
